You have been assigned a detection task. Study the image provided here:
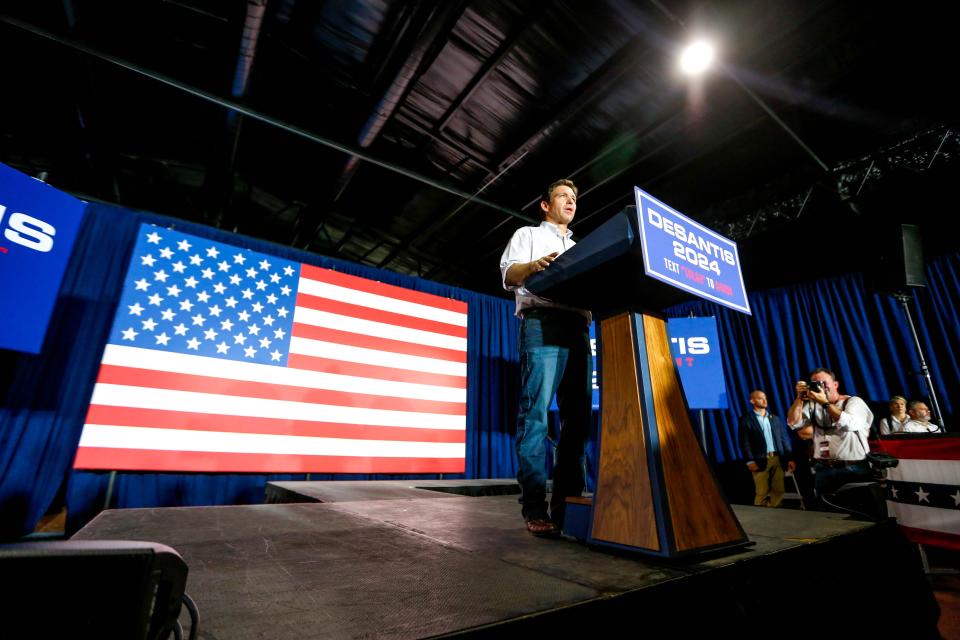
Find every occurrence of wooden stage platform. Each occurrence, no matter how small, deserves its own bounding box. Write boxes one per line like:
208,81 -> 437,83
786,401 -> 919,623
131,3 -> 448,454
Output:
72,480 -> 940,639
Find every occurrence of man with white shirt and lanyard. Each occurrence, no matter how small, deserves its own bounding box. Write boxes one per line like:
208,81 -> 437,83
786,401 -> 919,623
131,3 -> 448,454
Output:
902,400 -> 943,433
499,179 -> 591,537
788,367 -> 873,501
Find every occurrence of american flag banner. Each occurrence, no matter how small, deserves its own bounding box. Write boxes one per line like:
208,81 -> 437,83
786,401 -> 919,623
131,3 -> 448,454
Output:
74,224 -> 468,473
877,436 -> 960,551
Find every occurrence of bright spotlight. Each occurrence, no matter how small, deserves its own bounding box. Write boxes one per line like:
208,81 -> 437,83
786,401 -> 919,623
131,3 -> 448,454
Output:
679,40 -> 715,75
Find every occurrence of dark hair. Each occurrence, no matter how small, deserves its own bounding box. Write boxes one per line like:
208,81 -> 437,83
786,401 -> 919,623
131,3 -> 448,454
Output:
541,179 -> 577,208
808,367 -> 836,381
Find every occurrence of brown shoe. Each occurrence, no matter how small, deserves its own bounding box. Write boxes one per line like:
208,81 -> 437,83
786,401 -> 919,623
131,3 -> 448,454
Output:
525,518 -> 559,537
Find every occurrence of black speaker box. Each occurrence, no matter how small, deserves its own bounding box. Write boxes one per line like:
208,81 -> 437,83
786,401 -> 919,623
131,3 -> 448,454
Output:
0,540 -> 189,640
865,223 -> 926,293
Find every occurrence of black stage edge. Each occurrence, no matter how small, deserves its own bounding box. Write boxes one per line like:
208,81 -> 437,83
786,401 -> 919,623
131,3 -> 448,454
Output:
72,481 -> 939,639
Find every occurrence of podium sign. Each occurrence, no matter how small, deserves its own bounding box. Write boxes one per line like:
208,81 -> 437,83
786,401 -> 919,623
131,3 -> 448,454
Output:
636,187 -> 751,315
0,163 -> 86,354
666,316 -> 728,410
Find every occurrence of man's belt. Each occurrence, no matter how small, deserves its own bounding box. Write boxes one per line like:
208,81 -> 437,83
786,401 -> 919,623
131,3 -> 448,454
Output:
815,459 -> 865,468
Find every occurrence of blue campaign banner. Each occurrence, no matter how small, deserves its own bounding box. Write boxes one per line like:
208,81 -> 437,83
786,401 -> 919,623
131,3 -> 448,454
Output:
666,316 -> 728,409
635,187 -> 751,315
0,163 -> 87,353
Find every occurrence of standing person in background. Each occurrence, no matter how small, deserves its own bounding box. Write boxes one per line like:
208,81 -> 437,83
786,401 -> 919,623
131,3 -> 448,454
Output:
739,390 -> 796,507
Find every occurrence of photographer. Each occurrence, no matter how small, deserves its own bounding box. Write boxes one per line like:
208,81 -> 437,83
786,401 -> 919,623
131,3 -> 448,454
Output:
787,368 -> 873,501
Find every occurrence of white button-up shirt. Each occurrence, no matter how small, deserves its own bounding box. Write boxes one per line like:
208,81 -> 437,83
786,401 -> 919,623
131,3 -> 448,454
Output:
499,221 -> 590,321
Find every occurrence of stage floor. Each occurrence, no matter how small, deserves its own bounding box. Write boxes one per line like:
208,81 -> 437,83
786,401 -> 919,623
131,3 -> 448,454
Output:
72,480 -> 936,639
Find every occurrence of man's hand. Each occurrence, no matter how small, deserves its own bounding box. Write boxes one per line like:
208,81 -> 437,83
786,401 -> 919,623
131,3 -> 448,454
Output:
746,461 -> 759,472
505,252 -> 559,287
795,380 -> 808,402
807,386 -> 829,406
788,460 -> 797,472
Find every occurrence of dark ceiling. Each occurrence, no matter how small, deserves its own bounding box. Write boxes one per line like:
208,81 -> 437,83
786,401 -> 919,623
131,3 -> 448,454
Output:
2,1 -> 958,299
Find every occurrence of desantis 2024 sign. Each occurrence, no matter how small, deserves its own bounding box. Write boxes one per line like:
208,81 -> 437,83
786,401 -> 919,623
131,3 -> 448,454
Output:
0,163 -> 86,353
635,187 -> 750,315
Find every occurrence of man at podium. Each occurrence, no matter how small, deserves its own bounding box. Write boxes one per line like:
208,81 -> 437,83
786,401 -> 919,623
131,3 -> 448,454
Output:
500,179 -> 592,537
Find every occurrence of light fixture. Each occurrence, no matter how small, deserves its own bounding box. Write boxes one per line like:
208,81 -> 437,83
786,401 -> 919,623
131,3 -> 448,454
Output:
679,40 -> 715,75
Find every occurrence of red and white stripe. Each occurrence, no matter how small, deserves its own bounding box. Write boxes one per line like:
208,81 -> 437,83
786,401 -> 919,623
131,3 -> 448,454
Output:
878,438 -> 960,550
75,265 -> 468,473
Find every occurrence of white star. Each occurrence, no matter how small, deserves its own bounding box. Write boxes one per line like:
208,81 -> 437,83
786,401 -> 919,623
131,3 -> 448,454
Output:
141,254 -> 156,267
259,337 -> 272,349
234,333 -> 247,345
206,246 -> 220,258
128,302 -> 145,316
201,268 -> 215,280
263,315 -> 275,326
273,327 -> 286,340
244,346 -> 257,358
277,307 -> 289,318
218,260 -> 231,272
177,239 -> 192,252
184,276 -> 199,289
229,274 -> 242,286
196,291 -> 211,303
146,231 -> 162,244
203,328 -> 218,341
171,261 -> 187,274
245,267 -> 258,279
233,253 -> 246,265
208,304 -> 222,317
173,323 -> 189,336
951,490 -> 960,507
237,310 -> 251,322
213,283 -> 226,294
255,280 -> 268,291
220,318 -> 234,331
241,288 -> 254,300
134,278 -> 151,291
159,247 -> 174,259
161,308 -> 176,321
186,337 -> 201,350
915,486 -> 930,503
191,314 -> 206,326
179,299 -> 194,312
121,327 -> 139,341
269,273 -> 281,284
251,302 -> 264,313
891,486 -> 899,500
270,349 -> 282,362
280,285 -> 291,296
166,284 -> 182,297
141,318 -> 158,331
259,259 -> 271,271
153,269 -> 169,282
147,293 -> 163,306
155,332 -> 171,346
266,293 -> 278,305
283,265 -> 295,276
190,254 -> 203,266
216,342 -> 229,354
225,296 -> 238,308
248,324 -> 260,336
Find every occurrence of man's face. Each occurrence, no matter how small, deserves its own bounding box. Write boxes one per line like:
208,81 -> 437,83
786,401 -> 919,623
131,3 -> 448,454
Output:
750,392 -> 767,410
541,185 -> 577,226
909,403 -> 930,421
810,371 -> 839,401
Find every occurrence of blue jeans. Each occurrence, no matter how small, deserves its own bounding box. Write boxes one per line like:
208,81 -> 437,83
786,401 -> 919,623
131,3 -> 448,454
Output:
814,461 -> 871,499
515,309 -> 591,524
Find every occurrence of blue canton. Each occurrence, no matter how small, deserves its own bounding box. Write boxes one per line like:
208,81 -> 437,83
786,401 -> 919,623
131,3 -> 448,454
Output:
108,224 -> 299,366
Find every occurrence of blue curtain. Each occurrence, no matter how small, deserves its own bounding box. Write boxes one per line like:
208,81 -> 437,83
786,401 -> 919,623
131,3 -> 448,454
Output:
665,255 -> 960,463
1,203 -> 521,537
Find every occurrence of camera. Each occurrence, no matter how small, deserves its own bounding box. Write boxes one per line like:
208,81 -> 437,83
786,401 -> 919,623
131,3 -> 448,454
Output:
807,380 -> 824,394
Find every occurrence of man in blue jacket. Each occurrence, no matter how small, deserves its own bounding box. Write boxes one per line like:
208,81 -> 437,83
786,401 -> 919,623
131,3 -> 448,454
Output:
739,390 -> 795,507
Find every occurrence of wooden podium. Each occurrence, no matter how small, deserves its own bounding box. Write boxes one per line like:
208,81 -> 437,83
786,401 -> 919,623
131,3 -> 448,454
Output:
526,208 -> 749,557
